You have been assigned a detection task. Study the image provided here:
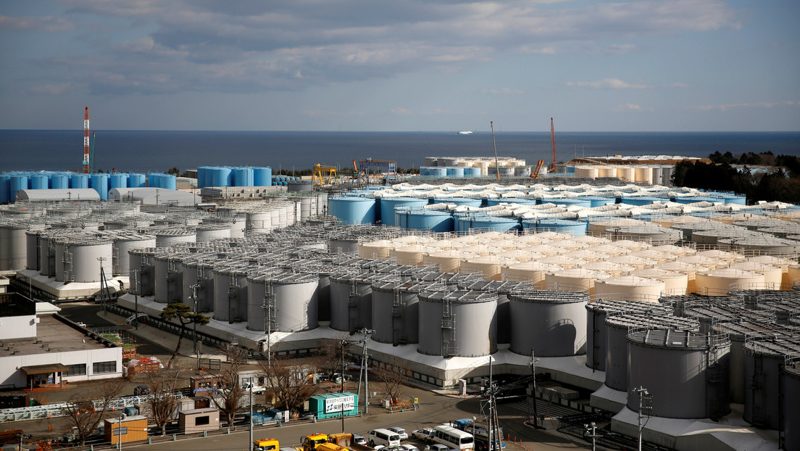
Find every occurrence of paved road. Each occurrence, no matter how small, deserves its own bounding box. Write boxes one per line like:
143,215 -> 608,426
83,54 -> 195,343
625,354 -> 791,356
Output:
126,394 -> 583,451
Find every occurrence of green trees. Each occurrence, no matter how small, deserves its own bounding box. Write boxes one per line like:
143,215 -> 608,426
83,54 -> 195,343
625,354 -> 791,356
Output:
160,303 -> 210,369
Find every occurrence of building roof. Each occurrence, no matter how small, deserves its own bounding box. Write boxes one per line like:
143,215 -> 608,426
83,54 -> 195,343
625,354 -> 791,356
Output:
16,189 -> 100,202
0,315 -> 113,357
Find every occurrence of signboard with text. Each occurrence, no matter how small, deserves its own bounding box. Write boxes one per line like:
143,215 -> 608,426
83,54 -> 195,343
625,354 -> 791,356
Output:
325,394 -> 355,413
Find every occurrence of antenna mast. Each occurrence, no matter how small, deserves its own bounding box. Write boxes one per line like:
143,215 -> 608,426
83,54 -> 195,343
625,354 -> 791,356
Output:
490,121 -> 500,181
83,106 -> 91,173
549,117 -> 557,173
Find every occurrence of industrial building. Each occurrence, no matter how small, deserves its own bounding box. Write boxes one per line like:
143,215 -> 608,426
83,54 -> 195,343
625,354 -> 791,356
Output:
0,294 -> 123,388
564,155 -> 706,185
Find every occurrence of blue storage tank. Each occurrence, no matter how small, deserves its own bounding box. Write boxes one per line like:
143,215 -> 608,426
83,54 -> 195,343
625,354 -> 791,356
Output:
211,167 -> 232,187
431,197 -> 483,207
29,174 -> 48,190
160,174 -> 177,190
524,218 -> 587,236
232,167 -> 254,186
463,167 -> 482,178
90,174 -> 109,200
0,174 -> 10,204
49,173 -> 69,189
70,173 -> 89,189
620,196 -> 667,206
579,196 -> 615,207
9,175 -> 29,202
253,166 -> 272,187
402,209 -> 454,232
128,173 -> 146,188
463,215 -> 520,233
197,166 -> 210,188
420,167 -> 447,177
539,198 -> 593,208
672,196 -> 719,204
109,173 -> 128,189
718,195 -> 747,205
328,197 -> 377,225
379,197 -> 429,226
486,198 -> 537,207
446,167 -> 465,178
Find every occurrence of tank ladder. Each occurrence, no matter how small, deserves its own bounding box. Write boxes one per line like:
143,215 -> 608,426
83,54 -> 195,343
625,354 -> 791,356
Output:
262,280 -> 276,334
167,258 -> 181,303
348,279 -> 361,332
228,273 -> 240,324
47,240 -> 56,276
704,334 -> 727,420
391,287 -> 406,345
591,309 -> 601,371
750,353 -> 767,427
63,246 -> 73,282
441,298 -> 458,357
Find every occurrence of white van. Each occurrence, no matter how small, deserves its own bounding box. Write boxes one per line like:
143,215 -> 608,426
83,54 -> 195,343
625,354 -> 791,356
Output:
368,428 -> 402,447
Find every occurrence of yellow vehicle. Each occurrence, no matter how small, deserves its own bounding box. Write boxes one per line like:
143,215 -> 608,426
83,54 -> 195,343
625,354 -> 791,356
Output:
254,438 -> 280,451
301,433 -> 329,451
317,444 -> 349,451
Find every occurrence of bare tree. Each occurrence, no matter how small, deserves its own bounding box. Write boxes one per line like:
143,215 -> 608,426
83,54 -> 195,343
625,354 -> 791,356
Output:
258,359 -> 319,413
208,345 -> 247,429
62,380 -> 124,446
140,366 -> 185,435
374,366 -> 405,405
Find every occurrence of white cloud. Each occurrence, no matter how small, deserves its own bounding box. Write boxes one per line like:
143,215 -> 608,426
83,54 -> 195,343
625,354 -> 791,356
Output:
694,100 -> 800,112
519,45 -> 557,55
481,87 -> 526,96
566,78 -> 648,90
616,103 -> 654,112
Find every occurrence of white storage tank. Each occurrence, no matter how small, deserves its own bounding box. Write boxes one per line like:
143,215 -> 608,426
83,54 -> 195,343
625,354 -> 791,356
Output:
246,210 -> 273,234
417,290 -> 497,358
358,240 -> 394,259
62,237 -> 114,283
246,271 -> 319,332
545,269 -> 609,295
155,228 -> 196,247
509,291 -> 588,357
113,233 -> 156,276
196,224 -> 231,243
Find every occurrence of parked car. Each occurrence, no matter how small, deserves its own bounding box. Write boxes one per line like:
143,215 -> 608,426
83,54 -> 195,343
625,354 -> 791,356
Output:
412,429 -> 434,443
387,427 -> 409,441
353,434 -> 367,446
424,445 -> 450,451
400,445 -> 419,451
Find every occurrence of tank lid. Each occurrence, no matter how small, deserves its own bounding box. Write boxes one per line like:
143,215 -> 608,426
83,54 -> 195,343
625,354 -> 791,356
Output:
713,319 -> 788,340
627,328 -> 728,350
585,299 -> 671,315
509,290 -> 589,305
420,289 -> 497,304
745,337 -> 800,357
606,313 -> 699,330
155,228 -> 196,236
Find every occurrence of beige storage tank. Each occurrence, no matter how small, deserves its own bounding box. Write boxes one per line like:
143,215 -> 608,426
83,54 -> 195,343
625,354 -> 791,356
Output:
787,264 -> 800,289
652,244 -> 697,257
583,261 -> 635,277
393,245 -> 427,265
696,249 -> 746,264
461,256 -> 503,280
729,262 -> 783,290
636,268 -> 689,296
539,255 -> 586,269
631,249 -> 677,263
575,166 -> 599,179
694,268 -> 766,295
502,262 -> 560,287
593,244 -> 632,257
597,166 -> 617,178
659,260 -> 710,294
423,250 -> 463,272
682,255 -> 724,270
608,255 -> 657,270
634,166 -> 654,184
588,218 -> 644,236
358,240 -> 393,259
620,166 -> 636,182
545,269 -> 610,295
594,276 -> 666,303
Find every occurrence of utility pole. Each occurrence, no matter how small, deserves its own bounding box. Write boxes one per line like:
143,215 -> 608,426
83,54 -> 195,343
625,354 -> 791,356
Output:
117,414 -> 123,451
262,280 -> 273,368
340,339 -> 347,433
488,356 -> 495,451
248,377 -> 254,451
132,269 -> 140,330
633,386 -> 651,451
529,348 -> 539,427
191,282 -> 200,370
584,422 -> 597,451
98,257 -> 108,314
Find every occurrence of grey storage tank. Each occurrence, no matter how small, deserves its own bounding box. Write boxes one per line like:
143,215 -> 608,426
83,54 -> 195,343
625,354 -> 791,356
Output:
371,278 -> 438,345
196,224 -> 231,243
417,290 -> 498,358
57,237 -> 113,283
627,329 -> 731,419
329,272 -> 374,332
182,257 -> 215,312
605,314 -> 698,391
744,338 -> 800,430
213,265 -> 249,323
154,253 -> 183,304
509,291 -> 588,357
246,271 -> 319,332
155,228 -> 196,247
782,360 -> 800,451
129,248 -> 156,296
465,280 -> 532,346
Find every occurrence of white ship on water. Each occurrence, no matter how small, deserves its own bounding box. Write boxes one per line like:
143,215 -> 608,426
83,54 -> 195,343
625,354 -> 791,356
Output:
458,130 -> 473,135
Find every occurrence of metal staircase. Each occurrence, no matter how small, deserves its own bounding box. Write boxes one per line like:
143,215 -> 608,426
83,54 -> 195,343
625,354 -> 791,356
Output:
441,298 -> 458,357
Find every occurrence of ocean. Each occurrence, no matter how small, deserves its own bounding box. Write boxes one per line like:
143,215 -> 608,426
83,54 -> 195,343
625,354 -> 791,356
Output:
0,130 -> 798,173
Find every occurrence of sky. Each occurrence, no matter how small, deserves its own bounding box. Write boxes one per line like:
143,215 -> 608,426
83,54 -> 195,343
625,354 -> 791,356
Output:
0,0 -> 798,132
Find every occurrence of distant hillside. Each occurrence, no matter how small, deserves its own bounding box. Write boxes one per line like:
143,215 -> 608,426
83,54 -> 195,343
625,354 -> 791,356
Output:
672,151 -> 800,204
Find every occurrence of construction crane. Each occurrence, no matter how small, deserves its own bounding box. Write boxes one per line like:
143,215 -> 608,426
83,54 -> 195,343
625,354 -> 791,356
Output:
531,159 -> 545,179
312,163 -> 337,186
549,117 -> 557,173
490,121 -> 500,181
